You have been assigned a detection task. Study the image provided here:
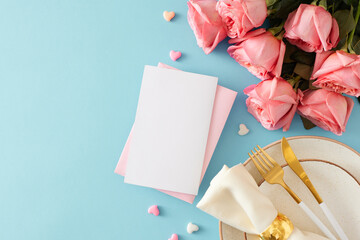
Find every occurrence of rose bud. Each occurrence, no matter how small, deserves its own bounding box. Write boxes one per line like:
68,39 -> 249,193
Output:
228,28 -> 286,80
297,89 -> 354,136
284,4 -> 339,53
216,0 -> 267,39
311,50 -> 360,97
244,77 -> 299,131
187,0 -> 227,54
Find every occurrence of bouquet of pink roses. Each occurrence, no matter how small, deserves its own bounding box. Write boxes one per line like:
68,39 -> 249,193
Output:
187,0 -> 360,135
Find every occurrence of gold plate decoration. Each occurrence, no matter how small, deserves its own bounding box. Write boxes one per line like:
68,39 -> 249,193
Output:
260,213 -> 293,240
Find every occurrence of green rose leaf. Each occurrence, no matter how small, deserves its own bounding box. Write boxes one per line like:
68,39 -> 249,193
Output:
335,36 -> 347,50
300,116 -> 317,130
266,0 -> 279,7
299,80 -> 309,91
269,0 -> 312,19
283,43 -> 297,63
290,51 -> 316,65
318,0 -> 327,9
342,0 -> 359,8
294,63 -> 313,80
351,34 -> 360,54
281,62 -> 297,76
333,8 -> 355,40
308,80 -> 319,90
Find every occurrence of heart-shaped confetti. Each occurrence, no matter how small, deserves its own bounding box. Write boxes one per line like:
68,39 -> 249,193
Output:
168,233 -> 178,240
187,222 -> 199,234
170,50 -> 181,61
238,123 -> 249,136
163,11 -> 175,22
147,205 -> 159,216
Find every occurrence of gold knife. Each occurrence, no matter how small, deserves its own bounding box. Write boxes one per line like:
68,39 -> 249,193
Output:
281,137 -> 323,203
281,137 -> 348,240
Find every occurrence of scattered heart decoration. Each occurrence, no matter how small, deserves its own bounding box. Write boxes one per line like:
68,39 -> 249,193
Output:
163,11 -> 175,22
170,50 -> 181,61
147,205 -> 159,216
187,222 -> 199,234
168,233 -> 178,240
238,123 -> 249,136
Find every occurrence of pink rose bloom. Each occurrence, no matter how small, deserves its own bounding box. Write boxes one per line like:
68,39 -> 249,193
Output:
297,89 -> 354,135
187,0 -> 227,54
244,77 -> 299,131
284,4 -> 339,53
311,50 -> 360,97
216,0 -> 267,39
228,29 -> 286,80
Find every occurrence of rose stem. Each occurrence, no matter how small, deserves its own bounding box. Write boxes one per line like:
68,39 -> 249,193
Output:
348,0 -> 360,53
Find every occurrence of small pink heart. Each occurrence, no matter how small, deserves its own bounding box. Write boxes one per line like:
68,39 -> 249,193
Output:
163,11 -> 175,22
170,50 -> 181,61
147,205 -> 159,216
168,233 -> 178,240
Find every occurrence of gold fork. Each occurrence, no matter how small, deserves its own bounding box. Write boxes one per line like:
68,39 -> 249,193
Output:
248,145 -> 336,240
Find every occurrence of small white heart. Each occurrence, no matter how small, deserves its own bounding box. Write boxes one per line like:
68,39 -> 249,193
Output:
238,123 -> 249,136
187,222 -> 199,234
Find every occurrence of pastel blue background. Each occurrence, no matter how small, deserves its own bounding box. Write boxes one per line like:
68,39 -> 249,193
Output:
1,1 -> 359,239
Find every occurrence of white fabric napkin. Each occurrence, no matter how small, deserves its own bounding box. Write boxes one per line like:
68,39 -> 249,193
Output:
197,164 -> 328,240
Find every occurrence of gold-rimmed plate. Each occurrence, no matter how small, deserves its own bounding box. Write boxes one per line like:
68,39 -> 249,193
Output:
220,136 -> 360,240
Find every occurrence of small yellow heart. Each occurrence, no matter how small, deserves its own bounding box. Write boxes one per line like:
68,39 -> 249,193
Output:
163,11 -> 175,22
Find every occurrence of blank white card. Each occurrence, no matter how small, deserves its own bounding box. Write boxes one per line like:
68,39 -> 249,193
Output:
124,65 -> 218,195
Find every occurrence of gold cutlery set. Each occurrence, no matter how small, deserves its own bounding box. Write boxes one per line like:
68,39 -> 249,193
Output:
248,137 -> 348,240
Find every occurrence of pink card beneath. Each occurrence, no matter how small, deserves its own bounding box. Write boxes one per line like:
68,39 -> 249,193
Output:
115,63 -> 237,203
